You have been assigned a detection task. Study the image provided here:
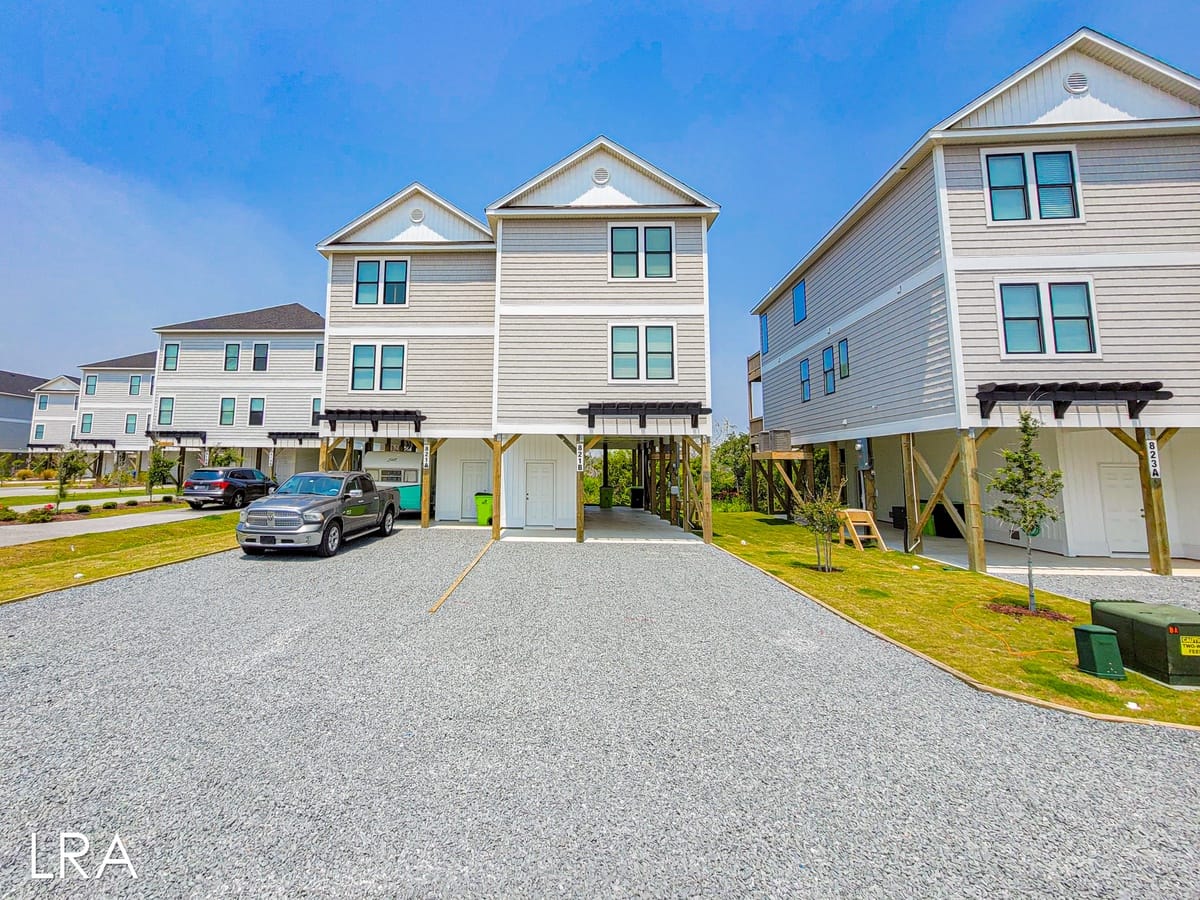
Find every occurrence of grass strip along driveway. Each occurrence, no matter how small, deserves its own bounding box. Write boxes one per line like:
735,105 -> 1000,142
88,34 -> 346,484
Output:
0,513 -> 237,604
0,489 -> 162,507
713,512 -> 1199,728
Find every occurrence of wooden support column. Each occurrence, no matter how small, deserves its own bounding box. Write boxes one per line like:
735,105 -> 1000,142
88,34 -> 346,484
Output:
576,435 -> 585,543
863,469 -> 877,517
176,448 -> 186,488
959,429 -> 987,573
900,433 -> 921,553
749,455 -> 760,512
827,441 -> 842,499
681,439 -> 690,527
601,441 -> 609,487
669,438 -> 680,526
802,447 -> 815,498
490,438 -> 502,540
701,437 -> 713,544
1135,427 -> 1172,576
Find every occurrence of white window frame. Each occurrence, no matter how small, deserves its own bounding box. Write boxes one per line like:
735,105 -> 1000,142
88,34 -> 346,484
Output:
34,424 -> 44,440
162,343 -> 179,371
314,342 -> 324,372
84,375 -> 97,396
311,397 -> 323,427
223,342 -> 241,372
156,396 -> 175,427
993,275 -> 1102,359
251,342 -> 269,373
37,394 -> 47,410
218,397 -> 236,427
247,397 -> 266,427
606,222 -> 677,283
129,375 -> 141,396
80,413 -> 93,434
980,145 -> 1085,226
348,341 -> 408,394
124,413 -> 138,435
353,256 -> 412,307
606,321 -> 679,384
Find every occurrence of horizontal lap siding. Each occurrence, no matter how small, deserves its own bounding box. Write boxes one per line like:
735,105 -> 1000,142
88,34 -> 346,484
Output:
77,406 -> 153,450
323,336 -> 493,431
158,388 -> 323,446
81,370 -> 155,404
0,394 -> 31,450
761,157 -> 941,359
762,278 -> 954,438
957,267 -> 1200,419
500,218 -> 705,305
156,334 -> 325,381
29,393 -> 77,445
497,316 -> 706,421
327,251 -> 495,326
946,136 -> 1200,255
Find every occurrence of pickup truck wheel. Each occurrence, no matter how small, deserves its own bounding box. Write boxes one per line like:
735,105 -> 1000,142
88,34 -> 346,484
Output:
317,520 -> 342,557
378,506 -> 395,537
227,490 -> 246,509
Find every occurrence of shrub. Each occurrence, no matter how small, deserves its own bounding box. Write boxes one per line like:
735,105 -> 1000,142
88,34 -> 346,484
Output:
39,468 -> 57,480
124,499 -> 139,507
21,508 -> 55,523
0,506 -> 17,521
14,468 -> 35,480
75,504 -> 92,513
102,501 -> 118,510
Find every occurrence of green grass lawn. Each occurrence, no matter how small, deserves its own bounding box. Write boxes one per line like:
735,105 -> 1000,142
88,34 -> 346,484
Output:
713,512 -> 1200,728
0,513 -> 238,604
0,488 -> 163,507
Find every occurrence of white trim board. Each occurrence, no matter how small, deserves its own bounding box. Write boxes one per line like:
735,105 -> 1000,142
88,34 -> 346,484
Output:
785,413 -> 962,447
761,261 -> 944,376
955,251 -> 1200,271
498,303 -> 706,317
325,325 -> 495,337
493,420 -> 712,437
933,144 -> 967,428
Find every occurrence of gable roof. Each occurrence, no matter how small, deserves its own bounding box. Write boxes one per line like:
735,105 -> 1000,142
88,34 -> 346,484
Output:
751,28 -> 1200,315
156,303 -> 325,333
80,351 -> 159,370
318,182 -> 493,251
0,370 -> 48,398
32,375 -> 81,392
487,136 -> 720,220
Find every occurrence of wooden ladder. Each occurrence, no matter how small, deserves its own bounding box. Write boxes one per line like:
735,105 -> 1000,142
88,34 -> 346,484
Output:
837,508 -> 888,551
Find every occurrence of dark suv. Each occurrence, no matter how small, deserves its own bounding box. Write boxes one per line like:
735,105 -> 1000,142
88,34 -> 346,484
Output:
183,468 -> 277,510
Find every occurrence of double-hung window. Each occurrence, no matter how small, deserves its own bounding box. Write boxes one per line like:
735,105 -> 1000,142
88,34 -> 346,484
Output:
822,347 -> 836,395
351,346 -> 376,390
35,424 -> 44,440
224,343 -> 240,372
85,375 -> 97,395
248,398 -> 265,426
379,346 -> 405,390
37,395 -> 47,410
799,360 -> 811,402
356,259 -> 409,305
125,414 -> 138,435
356,261 -> 379,305
350,344 -> 406,391
129,375 -> 141,395
219,398 -> 236,426
252,343 -> 269,372
609,325 -> 675,381
157,397 -> 174,426
315,342 -> 324,372
80,413 -> 93,433
984,147 -> 1081,223
998,280 -> 1098,356
383,261 -> 408,304
162,343 -> 179,371
609,224 -> 674,280
837,339 -> 850,378
792,281 -> 807,324
311,398 -> 322,427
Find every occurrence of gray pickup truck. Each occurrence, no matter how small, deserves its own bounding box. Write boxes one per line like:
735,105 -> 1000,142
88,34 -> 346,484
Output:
235,471 -> 401,557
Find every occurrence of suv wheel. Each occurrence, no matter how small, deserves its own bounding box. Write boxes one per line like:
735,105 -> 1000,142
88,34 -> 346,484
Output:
228,490 -> 246,509
378,507 -> 395,537
317,520 -> 342,557
187,501 -> 204,510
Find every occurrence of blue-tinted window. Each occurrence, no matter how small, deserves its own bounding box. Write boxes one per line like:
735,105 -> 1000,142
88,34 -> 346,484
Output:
645,326 -> 674,380
644,227 -> 672,278
822,347 -> 836,395
792,281 -> 807,324
986,154 -> 1029,221
35,424 -> 44,439
611,326 -> 639,380
837,339 -> 849,378
311,398 -> 322,427
383,261 -> 408,304
80,413 -> 92,433
219,398 -> 235,426
611,228 -> 639,278
38,395 -> 47,410
351,346 -> 376,391
224,343 -> 240,371
760,315 -> 769,355
252,343 -> 269,372
379,346 -> 405,391
799,360 -> 811,403
1049,283 -> 1095,353
1034,152 -> 1079,219
248,398 -> 265,426
1000,284 -> 1045,353
85,375 -> 97,395
162,344 -> 179,371
125,414 -> 138,434
356,261 -> 379,304
157,397 -> 173,426
129,375 -> 141,395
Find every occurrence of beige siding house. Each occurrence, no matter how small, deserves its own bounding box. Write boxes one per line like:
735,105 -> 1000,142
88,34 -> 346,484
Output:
317,137 -> 720,539
151,304 -> 326,482
73,351 -> 156,476
749,28 -> 1200,573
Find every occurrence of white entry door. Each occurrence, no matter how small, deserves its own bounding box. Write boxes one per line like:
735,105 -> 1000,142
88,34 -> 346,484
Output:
525,461 -> 556,528
461,461 -> 490,521
1099,464 -> 1148,554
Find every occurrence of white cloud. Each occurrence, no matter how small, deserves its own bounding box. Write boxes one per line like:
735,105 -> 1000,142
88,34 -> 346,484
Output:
0,136 -> 323,376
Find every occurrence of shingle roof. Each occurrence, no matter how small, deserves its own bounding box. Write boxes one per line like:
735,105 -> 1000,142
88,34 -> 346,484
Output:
156,302 -> 325,332
80,351 -> 159,370
0,370 -> 48,397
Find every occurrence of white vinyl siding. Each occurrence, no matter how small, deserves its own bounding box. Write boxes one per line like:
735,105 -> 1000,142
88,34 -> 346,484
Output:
327,251 -> 495,326
71,368 -> 155,451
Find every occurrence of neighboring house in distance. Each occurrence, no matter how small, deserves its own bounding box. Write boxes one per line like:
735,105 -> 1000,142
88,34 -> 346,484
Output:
28,375 -> 81,456
73,351 -> 157,477
151,303 -> 326,482
317,136 -> 718,539
748,28 -> 1200,574
0,370 -> 45,454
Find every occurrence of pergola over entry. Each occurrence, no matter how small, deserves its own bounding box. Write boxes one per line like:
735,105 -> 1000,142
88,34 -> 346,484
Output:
576,401 -> 711,430
320,409 -> 427,434
976,381 -> 1173,421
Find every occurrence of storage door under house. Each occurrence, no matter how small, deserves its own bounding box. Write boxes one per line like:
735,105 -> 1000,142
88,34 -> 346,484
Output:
525,461 -> 556,528
460,460 -> 490,521
1098,464 -> 1149,554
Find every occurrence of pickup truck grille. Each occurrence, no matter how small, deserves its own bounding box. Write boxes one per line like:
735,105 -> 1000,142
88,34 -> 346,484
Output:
245,511 -> 303,529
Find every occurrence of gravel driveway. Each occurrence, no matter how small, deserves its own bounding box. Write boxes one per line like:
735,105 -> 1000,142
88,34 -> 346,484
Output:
2,530 -> 1198,897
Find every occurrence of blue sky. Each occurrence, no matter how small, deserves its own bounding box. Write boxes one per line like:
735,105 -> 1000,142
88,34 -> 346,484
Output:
1,0 -> 1197,427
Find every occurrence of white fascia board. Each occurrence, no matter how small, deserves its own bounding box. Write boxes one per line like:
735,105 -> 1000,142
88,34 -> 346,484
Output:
488,205 -> 718,220
784,413 -> 962,447
317,182 -> 493,248
931,117 -> 1200,144
486,135 -> 721,215
317,241 -> 496,256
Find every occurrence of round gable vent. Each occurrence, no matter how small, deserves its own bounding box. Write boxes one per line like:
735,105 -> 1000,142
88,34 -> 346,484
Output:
410,207 -> 425,223
592,166 -> 611,186
1064,72 -> 1089,94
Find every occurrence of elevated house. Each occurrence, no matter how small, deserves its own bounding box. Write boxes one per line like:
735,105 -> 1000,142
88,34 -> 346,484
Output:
73,351 -> 157,477
748,28 -> 1200,573
0,370 -> 45,454
150,303 -> 326,482
317,136 -> 718,540
27,375 -> 81,457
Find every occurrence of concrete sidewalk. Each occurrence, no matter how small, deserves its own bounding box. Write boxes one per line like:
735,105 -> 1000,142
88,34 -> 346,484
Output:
0,508 -> 220,548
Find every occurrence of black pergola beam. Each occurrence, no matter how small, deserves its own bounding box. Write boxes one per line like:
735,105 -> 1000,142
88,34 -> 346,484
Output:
146,429 -> 208,442
976,381 -> 1171,420
268,431 -> 320,444
576,401 -> 712,430
74,439 -> 118,447
320,409 -> 426,434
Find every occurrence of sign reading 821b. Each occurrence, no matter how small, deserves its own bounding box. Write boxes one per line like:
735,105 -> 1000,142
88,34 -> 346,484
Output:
1145,438 -> 1161,480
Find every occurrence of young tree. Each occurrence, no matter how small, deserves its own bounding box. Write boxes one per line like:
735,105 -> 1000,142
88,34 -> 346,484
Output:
208,448 -> 242,467
0,453 -> 14,486
987,410 -> 1064,611
109,459 -> 135,495
55,450 -> 89,511
712,431 -> 750,503
146,449 -> 174,496
795,478 -> 845,573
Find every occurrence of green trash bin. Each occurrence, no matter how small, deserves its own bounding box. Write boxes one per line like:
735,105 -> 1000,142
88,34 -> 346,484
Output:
474,492 -> 493,526
1074,624 -> 1126,680
599,486 -> 614,509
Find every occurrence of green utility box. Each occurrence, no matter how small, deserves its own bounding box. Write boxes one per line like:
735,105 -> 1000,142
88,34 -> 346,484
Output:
473,492 -> 493,526
1073,624 -> 1126,680
1090,600 -> 1200,687
599,486 -> 614,509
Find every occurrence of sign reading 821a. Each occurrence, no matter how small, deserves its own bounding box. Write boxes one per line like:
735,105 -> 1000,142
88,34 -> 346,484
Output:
1145,438 -> 1161,480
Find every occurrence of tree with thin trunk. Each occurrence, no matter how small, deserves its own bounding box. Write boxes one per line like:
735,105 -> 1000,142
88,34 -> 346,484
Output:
54,450 -> 89,512
147,449 -> 174,496
986,411 -> 1064,610
795,478 -> 845,573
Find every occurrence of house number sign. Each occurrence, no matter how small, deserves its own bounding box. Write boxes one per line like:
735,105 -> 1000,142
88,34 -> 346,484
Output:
576,441 -> 585,472
1146,438 -> 1161,479
422,441 -> 430,469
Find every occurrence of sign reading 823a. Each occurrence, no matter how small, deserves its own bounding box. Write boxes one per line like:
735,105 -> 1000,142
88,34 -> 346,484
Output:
1145,438 -> 1162,480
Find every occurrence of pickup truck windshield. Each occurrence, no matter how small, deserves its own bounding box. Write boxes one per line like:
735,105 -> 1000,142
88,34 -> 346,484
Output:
275,475 -> 344,496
